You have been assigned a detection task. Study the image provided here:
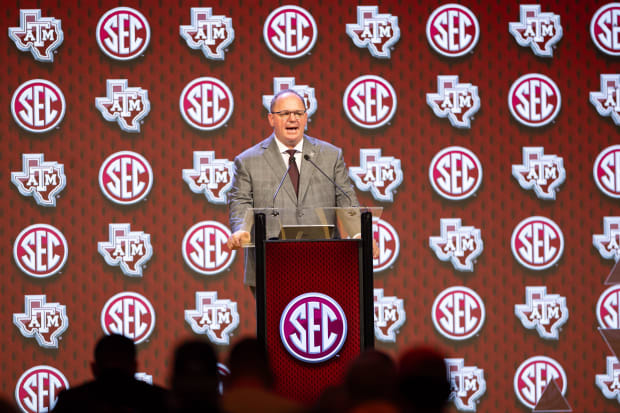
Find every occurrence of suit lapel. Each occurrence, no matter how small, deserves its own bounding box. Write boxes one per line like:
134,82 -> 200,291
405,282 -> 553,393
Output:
262,135 -> 297,204
298,135 -> 318,204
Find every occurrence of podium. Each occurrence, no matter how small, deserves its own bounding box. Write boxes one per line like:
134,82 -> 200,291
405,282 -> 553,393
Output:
240,207 -> 382,403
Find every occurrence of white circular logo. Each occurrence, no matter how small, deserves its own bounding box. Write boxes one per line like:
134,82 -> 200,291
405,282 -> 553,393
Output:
429,146 -> 482,200
508,74 -> 561,127
14,224 -> 68,278
343,75 -> 397,129
263,5 -> 317,59
96,7 -> 150,60
182,221 -> 236,275
101,292 -> 156,344
373,218 -> 400,272
280,292 -> 347,363
593,145 -> 620,198
426,4 -> 480,57
511,216 -> 564,270
514,356 -> 566,409
98,151 -> 153,205
597,285 -> 620,329
590,3 -> 620,56
431,286 -> 485,340
180,77 -> 234,131
11,79 -> 66,133
15,365 -> 69,413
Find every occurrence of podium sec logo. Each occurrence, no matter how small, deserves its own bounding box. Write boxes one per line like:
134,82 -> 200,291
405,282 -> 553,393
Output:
280,293 -> 347,363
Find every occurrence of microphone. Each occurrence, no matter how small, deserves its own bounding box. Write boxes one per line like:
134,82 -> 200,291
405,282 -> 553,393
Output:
303,154 -> 357,207
271,161 -> 294,214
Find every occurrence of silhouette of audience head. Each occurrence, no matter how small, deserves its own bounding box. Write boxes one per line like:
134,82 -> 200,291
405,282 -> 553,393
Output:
91,334 -> 137,378
170,339 -> 219,412
0,398 -> 18,413
397,346 -> 450,413
345,349 -> 397,405
227,337 -> 273,389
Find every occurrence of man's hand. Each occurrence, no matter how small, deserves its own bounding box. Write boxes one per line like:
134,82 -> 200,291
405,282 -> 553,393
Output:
372,239 -> 379,259
227,230 -> 250,250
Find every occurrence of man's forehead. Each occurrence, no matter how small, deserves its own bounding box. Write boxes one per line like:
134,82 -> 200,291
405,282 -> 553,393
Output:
272,92 -> 305,110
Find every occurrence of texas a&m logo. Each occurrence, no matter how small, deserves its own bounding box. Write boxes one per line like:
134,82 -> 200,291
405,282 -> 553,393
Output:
98,223 -> 153,277
426,4 -> 479,57
511,216 -> 564,270
280,293 -> 347,363
15,365 -> 69,413
180,7 -> 234,60
513,356 -> 567,409
512,147 -> 565,200
429,218 -> 483,272
96,7 -> 150,60
594,145 -> 620,198
590,3 -> 620,56
515,286 -> 568,340
185,291 -> 240,345
597,285 -> 620,329
349,149 -> 403,202
429,147 -> 482,201
508,5 -> 563,57
11,79 -> 65,133
426,76 -> 480,129
373,288 -> 405,342
343,75 -> 397,129
95,79 -> 150,132
11,154 -> 66,207
13,295 -> 68,349
9,9 -> 63,62
182,151 -> 233,204
445,358 -> 486,412
596,356 -> 620,403
14,224 -> 68,278
590,74 -> 620,126
508,73 -> 561,127
101,292 -> 155,344
180,77 -> 234,131
263,5 -> 317,59
432,286 -> 485,340
98,151 -> 153,205
594,217 -> 620,262
345,6 -> 400,58
262,77 -> 317,122
373,218 -> 400,272
182,221 -> 236,275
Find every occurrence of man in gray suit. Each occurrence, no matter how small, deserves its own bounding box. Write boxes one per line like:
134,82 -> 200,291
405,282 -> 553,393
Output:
227,89 -> 364,287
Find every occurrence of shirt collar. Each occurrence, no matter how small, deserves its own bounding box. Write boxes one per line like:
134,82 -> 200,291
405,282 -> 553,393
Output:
274,136 -> 304,154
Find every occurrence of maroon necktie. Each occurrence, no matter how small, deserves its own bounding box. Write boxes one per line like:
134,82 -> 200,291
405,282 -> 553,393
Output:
286,149 -> 299,197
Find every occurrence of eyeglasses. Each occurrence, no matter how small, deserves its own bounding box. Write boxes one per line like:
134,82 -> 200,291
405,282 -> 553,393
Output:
271,110 -> 307,119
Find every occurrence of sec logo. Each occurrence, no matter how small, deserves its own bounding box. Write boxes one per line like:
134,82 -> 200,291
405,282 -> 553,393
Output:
597,285 -> 620,329
426,4 -> 479,57
431,286 -> 485,341
101,292 -> 155,344
590,3 -> 620,56
11,79 -> 65,133
514,356 -> 567,409
511,216 -> 564,270
13,224 -> 68,278
508,73 -> 561,127
373,218 -> 400,273
280,292 -> 347,363
182,221 -> 236,275
15,365 -> 69,413
263,5 -> 317,59
96,7 -> 150,60
98,151 -> 153,205
594,145 -> 620,199
180,77 -> 234,131
343,75 -> 397,129
429,146 -> 482,200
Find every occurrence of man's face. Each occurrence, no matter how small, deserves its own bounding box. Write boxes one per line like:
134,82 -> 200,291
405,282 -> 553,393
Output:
268,92 -> 307,148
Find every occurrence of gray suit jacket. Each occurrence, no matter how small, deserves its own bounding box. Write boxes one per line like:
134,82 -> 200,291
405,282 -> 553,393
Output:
228,134 -> 359,286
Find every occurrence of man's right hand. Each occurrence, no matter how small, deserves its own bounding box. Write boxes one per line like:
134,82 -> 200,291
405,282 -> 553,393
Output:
227,230 -> 250,250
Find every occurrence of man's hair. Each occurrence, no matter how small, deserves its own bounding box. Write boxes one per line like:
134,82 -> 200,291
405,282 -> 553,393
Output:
269,89 -> 306,113
93,334 -> 136,373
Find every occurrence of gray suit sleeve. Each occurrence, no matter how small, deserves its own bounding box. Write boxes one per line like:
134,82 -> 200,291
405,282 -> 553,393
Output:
228,156 -> 253,233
